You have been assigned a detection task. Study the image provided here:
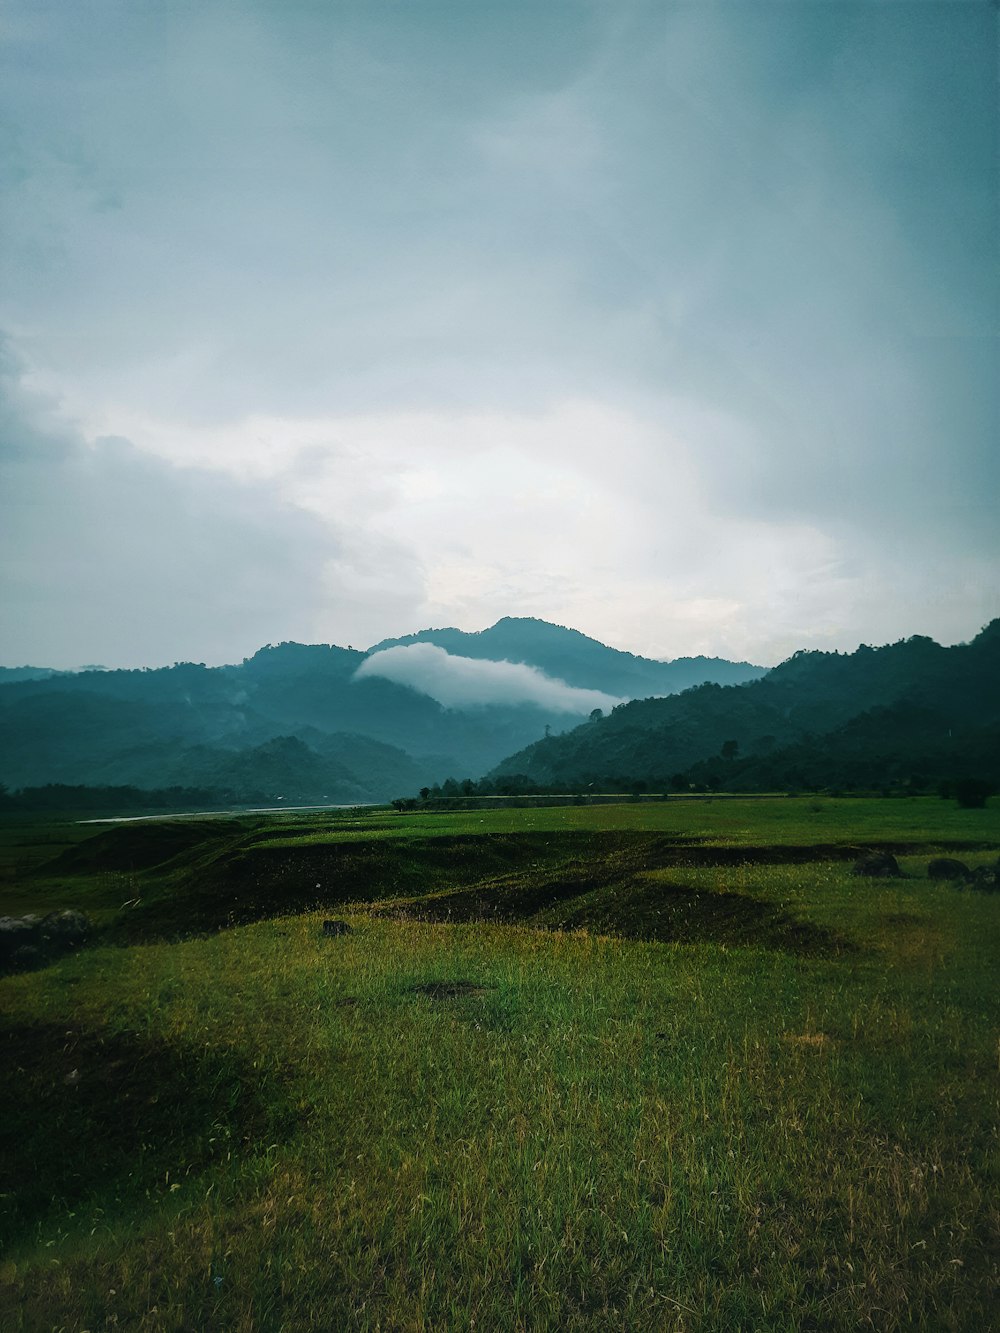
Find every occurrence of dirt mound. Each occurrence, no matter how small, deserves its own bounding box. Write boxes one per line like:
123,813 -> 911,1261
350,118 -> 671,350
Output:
42,820 -> 235,875
551,880 -> 848,955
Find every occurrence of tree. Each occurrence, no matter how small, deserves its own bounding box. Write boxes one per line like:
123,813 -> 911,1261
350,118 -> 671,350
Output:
721,739 -> 739,761
953,777 -> 992,809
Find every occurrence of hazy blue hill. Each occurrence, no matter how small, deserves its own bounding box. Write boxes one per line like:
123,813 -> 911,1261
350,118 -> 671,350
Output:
8,620 -> 753,802
489,622 -> 1000,791
222,644 -> 590,776
369,616 -> 765,696
0,666 -> 66,683
234,642 -> 364,681
0,679 -> 434,801
0,690 -> 213,788
6,620 -> 987,805
150,734 -> 430,805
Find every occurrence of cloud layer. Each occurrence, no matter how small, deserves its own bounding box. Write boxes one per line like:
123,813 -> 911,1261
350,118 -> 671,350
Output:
356,644 -> 623,714
0,2 -> 995,667
0,348 -> 347,668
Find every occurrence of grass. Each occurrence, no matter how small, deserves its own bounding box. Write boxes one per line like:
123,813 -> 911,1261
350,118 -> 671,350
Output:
0,797 -> 997,1330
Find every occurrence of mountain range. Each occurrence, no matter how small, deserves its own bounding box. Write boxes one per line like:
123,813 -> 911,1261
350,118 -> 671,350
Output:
488,621 -> 1000,797
4,617 -> 995,810
0,619 -> 764,806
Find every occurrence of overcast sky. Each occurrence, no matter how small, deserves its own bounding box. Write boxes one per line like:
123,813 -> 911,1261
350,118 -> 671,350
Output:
1,0 -> 996,670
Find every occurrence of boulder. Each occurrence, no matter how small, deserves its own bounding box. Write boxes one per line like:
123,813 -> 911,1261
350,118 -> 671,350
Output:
0,917 -> 38,961
927,858 -> 970,881
851,851 -> 902,878
968,865 -> 999,893
322,919 -> 353,937
40,909 -> 90,944
1,909 -> 91,970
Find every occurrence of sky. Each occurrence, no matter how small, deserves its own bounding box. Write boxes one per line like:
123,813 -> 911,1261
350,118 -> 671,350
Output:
1,0 -> 997,671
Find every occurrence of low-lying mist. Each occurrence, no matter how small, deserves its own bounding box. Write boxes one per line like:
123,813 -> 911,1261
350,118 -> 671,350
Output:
355,643 -> 624,714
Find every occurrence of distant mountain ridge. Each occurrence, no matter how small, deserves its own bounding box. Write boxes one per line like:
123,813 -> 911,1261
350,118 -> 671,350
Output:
370,616 -> 765,696
0,618 -> 764,806
0,666 -> 68,684
487,621 -> 1000,795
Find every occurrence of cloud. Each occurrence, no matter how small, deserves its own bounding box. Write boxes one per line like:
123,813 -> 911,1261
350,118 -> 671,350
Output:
0,346 -> 427,668
40,391 -> 998,668
356,644 -> 623,714
84,396 -> 865,664
0,2 -> 995,667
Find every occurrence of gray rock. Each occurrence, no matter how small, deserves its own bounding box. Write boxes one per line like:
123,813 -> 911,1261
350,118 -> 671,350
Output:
322,919 -> 353,937
0,917 -> 38,960
40,909 -> 90,943
968,866 -> 999,893
0,915 -> 34,935
851,851 -> 902,878
927,858 -> 970,881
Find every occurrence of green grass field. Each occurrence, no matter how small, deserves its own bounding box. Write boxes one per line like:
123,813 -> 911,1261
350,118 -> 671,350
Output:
1,797 -> 997,1330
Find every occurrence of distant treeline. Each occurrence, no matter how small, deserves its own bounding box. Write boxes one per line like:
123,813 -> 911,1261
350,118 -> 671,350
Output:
397,769 -> 995,810
0,783 -> 233,814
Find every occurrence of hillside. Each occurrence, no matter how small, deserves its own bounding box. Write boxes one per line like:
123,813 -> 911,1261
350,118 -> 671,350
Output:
488,622 -> 1000,794
371,616 -> 764,696
0,620 -> 762,806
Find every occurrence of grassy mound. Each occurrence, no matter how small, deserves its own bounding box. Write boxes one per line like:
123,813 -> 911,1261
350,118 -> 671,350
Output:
0,799 -> 996,1329
40,819 -> 237,875
0,1017 -> 297,1252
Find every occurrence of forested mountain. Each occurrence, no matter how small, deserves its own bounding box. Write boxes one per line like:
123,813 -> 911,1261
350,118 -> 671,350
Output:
11,619 -> 992,807
0,620 -> 761,806
488,622 -> 1000,794
371,616 -> 764,696
0,667 -> 67,683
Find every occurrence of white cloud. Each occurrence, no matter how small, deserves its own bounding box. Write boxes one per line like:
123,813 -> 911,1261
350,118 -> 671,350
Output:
0,2 -> 995,668
71,394 -> 859,662
49,388 -> 996,666
0,353 -> 416,668
356,643 -> 623,714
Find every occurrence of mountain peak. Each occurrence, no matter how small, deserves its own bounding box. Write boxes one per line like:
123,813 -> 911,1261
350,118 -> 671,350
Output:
365,618 -> 765,696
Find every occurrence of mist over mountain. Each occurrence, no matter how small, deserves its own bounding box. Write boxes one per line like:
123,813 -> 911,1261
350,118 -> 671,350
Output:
371,617 -> 764,697
356,643 -> 625,714
0,619 -> 763,807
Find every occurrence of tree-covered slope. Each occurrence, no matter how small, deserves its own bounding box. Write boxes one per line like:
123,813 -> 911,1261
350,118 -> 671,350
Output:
0,622 -> 765,803
370,616 -> 765,695
489,622 -> 1000,792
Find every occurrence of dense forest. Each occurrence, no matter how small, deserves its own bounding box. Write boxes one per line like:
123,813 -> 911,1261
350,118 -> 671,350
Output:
426,621 -> 1000,800
0,620 -> 759,805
